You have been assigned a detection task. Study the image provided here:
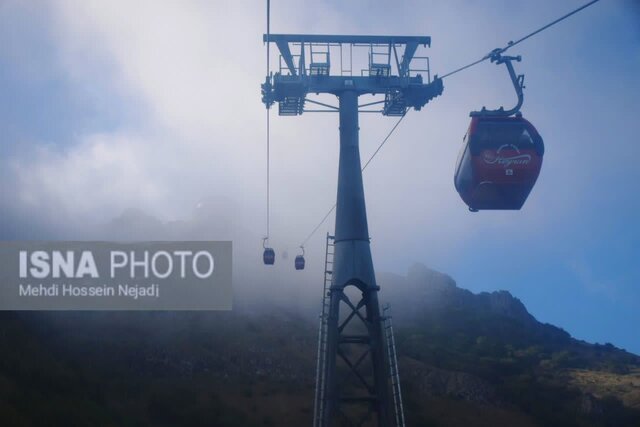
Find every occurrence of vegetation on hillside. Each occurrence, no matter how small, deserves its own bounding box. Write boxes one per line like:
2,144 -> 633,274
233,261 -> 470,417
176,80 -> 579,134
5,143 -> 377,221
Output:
0,267 -> 638,426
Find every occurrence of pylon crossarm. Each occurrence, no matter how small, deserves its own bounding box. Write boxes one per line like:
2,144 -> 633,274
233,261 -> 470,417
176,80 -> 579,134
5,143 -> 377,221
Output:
398,41 -> 418,77
261,33 -> 443,118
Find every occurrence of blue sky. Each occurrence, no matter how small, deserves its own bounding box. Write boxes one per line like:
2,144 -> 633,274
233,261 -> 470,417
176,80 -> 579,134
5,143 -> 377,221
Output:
0,1 -> 638,353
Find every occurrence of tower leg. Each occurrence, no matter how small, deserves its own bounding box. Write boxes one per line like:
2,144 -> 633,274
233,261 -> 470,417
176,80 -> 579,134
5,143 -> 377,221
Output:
321,90 -> 391,427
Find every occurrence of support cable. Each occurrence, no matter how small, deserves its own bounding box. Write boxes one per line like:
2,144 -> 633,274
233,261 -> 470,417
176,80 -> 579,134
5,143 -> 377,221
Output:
296,0 -> 602,248
265,0 -> 271,241
299,113 -> 408,247
440,0 -> 601,79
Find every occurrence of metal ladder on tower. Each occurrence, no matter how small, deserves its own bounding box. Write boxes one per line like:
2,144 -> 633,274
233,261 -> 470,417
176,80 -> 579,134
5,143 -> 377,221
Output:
383,304 -> 406,427
313,233 -> 335,427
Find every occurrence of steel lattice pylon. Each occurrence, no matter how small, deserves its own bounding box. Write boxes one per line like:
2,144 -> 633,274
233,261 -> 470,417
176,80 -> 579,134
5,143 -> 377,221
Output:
262,34 -> 443,426
322,91 -> 391,426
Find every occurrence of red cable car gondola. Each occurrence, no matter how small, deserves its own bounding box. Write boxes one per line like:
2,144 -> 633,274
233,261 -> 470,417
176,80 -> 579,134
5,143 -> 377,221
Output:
454,115 -> 544,211
454,51 -> 544,211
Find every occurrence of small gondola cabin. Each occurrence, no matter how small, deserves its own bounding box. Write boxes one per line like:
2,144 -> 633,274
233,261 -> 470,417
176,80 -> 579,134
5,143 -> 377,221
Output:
263,248 -> 275,265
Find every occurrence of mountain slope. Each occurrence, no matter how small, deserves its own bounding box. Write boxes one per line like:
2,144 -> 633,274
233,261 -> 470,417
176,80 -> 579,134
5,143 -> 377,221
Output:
0,264 -> 638,426
380,264 -> 640,426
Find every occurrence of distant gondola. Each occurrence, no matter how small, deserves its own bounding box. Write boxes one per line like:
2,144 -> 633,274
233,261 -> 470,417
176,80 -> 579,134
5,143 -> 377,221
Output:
263,247 -> 275,265
294,246 -> 305,270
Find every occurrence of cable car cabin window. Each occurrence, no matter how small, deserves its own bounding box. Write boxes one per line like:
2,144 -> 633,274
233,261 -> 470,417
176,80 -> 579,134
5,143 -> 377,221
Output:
454,135 -> 473,192
470,120 -> 536,154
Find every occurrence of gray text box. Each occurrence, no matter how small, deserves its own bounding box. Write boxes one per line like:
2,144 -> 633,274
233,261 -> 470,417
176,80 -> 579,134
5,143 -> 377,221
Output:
0,241 -> 232,310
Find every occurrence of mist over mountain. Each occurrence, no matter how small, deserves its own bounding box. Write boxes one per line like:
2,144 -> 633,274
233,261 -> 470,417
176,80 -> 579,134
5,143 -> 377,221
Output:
1,252 -> 639,426
1,207 -> 639,426
381,264 -> 534,323
0,1 -> 638,426
379,265 -> 640,425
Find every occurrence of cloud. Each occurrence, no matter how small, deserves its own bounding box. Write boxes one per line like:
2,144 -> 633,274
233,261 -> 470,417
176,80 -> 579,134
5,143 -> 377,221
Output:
11,132 -> 165,221
1,0 -> 638,274
1,0 -> 638,355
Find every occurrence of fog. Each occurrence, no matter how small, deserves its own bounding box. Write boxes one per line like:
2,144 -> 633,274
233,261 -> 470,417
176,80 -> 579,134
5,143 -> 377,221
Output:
1,1 -> 639,352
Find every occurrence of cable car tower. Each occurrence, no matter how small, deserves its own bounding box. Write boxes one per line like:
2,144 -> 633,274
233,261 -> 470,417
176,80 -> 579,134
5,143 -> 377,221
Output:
261,32 -> 443,426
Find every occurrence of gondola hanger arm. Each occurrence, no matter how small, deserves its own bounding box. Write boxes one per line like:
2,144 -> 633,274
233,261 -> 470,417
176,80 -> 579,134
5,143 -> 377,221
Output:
472,52 -> 525,117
